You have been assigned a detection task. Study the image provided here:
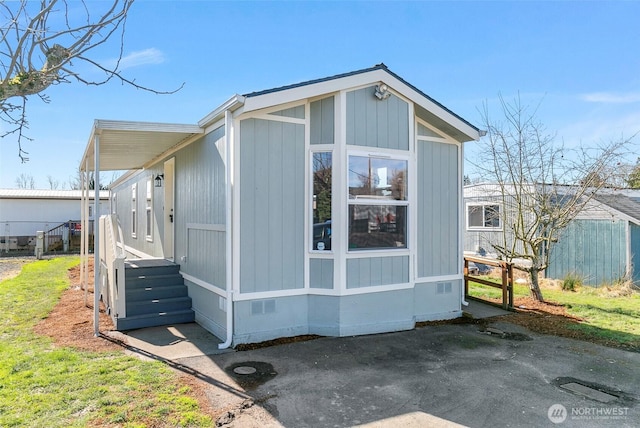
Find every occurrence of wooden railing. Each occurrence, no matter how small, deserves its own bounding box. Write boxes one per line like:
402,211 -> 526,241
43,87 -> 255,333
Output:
464,256 -> 514,310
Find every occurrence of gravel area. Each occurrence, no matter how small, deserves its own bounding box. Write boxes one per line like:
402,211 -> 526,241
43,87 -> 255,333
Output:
0,257 -> 34,282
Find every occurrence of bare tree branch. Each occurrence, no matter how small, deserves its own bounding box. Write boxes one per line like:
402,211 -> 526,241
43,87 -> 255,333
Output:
469,95 -> 631,301
0,0 -> 184,161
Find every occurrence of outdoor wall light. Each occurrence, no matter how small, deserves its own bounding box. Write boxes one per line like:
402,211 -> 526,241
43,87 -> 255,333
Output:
375,83 -> 391,100
154,174 -> 164,187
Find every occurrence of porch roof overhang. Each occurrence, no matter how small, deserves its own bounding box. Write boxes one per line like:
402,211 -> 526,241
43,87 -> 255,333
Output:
80,120 -> 204,172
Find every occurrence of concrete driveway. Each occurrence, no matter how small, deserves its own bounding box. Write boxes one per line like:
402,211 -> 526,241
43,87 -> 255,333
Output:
115,319 -> 639,427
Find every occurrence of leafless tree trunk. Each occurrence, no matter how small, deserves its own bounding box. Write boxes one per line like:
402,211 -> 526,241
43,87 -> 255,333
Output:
15,173 -> 35,189
470,95 -> 630,301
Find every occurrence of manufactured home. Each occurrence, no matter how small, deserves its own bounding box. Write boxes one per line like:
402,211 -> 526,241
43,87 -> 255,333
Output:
80,64 -> 481,347
464,184 -> 640,286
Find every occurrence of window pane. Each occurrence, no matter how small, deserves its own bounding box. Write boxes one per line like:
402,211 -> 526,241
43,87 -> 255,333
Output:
349,156 -> 407,200
312,152 -> 332,250
468,205 -> 483,227
348,205 -> 407,250
485,205 -> 500,228
146,209 -> 152,237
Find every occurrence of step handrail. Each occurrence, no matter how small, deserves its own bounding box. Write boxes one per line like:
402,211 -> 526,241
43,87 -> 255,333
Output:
99,214 -> 126,320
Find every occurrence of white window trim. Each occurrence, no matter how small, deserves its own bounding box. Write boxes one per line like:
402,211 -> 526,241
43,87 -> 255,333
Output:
309,148 -> 334,254
131,183 -> 137,238
145,178 -> 153,242
346,149 -> 411,254
466,202 -> 502,231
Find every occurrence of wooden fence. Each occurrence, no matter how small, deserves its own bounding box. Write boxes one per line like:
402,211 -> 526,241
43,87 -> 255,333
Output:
464,256 -> 514,310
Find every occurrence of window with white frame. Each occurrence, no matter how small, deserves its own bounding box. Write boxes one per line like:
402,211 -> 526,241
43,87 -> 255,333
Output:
348,154 -> 408,250
312,151 -> 332,251
131,183 -> 137,238
145,178 -> 153,241
467,204 -> 501,230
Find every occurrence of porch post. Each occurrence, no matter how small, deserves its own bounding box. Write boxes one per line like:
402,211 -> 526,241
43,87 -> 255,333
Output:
93,135 -> 100,336
83,160 -> 90,306
80,166 -> 85,294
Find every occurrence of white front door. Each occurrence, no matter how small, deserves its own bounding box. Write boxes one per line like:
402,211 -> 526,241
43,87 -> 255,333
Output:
163,158 -> 175,260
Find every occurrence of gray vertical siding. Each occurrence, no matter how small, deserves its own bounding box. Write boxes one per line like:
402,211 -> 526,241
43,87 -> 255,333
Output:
463,189 -> 529,256
547,220 -> 627,286
174,126 -> 227,287
111,170 -> 164,257
346,86 -> 409,150
417,140 -> 459,277
309,258 -> 334,289
346,256 -> 409,288
310,96 -> 335,145
239,118 -> 305,293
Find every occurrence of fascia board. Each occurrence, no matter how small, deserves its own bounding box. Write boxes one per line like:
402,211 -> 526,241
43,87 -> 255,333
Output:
80,121 -> 99,172
198,95 -> 246,128
93,119 -> 202,134
380,73 -> 481,142
242,69 -> 480,141
241,70 -> 385,114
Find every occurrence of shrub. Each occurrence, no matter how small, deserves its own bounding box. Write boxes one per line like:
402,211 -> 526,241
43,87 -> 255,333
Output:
562,272 -> 582,291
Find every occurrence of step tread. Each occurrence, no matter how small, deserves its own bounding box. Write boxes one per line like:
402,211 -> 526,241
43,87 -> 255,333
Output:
118,308 -> 194,320
114,309 -> 195,331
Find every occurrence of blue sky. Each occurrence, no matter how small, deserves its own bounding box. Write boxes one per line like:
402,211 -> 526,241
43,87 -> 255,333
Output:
1,0 -> 639,188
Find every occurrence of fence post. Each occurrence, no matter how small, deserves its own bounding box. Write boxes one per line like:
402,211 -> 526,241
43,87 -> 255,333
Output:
463,258 -> 469,298
501,262 -> 508,310
508,263 -> 514,309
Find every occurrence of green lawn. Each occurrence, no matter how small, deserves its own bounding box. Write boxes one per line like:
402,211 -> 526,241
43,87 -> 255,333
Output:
0,257 -> 212,428
468,276 -> 640,349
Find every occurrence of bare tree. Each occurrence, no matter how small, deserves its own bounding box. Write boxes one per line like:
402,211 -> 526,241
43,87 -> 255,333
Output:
46,174 -> 61,189
470,95 -> 629,301
1,0 -> 182,162
15,173 -> 35,189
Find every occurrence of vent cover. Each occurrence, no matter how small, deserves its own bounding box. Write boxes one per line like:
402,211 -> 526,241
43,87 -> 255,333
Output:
437,282 -> 452,294
251,299 -> 277,315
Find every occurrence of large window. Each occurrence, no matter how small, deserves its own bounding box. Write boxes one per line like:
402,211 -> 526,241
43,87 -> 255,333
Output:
467,204 -> 501,230
348,155 -> 408,250
312,152 -> 332,251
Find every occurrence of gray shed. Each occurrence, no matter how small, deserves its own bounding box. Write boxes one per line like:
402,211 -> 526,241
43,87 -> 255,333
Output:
546,191 -> 640,286
463,184 -> 640,287
79,64 -> 481,347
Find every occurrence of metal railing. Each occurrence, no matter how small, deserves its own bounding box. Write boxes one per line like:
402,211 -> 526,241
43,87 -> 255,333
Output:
0,220 -> 94,254
99,214 -> 126,320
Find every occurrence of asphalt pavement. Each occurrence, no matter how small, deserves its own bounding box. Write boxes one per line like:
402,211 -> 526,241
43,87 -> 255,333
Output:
112,314 -> 639,428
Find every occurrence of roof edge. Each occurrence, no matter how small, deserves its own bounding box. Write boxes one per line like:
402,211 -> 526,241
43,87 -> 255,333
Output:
242,63 -> 479,135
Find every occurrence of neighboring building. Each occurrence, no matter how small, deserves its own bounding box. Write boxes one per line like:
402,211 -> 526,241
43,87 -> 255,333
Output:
81,64 -> 481,345
0,189 -> 109,253
546,191 -> 640,286
463,184 -> 640,286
